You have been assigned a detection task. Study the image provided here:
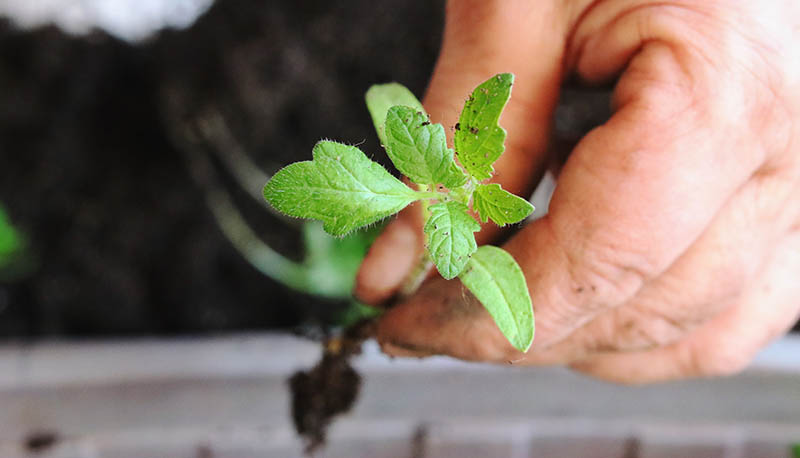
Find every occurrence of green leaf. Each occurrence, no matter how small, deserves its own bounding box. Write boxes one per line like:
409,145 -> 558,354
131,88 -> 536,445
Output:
0,205 -> 34,282
263,140 -> 418,236
0,206 -> 22,267
384,106 -> 468,188
473,183 -> 534,226
791,443 -> 800,458
366,83 -> 425,148
424,201 -> 480,280
459,245 -> 534,352
454,73 -> 514,180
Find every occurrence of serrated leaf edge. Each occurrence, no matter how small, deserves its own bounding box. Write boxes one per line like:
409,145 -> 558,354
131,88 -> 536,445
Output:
424,202 -> 480,279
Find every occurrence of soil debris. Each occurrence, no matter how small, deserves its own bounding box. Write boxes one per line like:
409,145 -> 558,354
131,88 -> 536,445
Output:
289,319 -> 376,454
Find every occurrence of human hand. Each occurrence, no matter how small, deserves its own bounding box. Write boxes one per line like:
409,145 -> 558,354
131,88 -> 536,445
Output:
354,0 -> 800,383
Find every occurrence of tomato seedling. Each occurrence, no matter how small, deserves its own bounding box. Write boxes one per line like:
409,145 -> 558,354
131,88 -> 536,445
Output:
264,74 -> 535,351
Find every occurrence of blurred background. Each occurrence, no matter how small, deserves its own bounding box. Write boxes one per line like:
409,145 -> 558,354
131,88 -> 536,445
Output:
0,0 -> 449,338
0,1 -> 798,457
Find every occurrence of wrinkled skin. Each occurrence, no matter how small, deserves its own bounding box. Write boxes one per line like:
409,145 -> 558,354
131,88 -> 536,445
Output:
355,0 -> 800,383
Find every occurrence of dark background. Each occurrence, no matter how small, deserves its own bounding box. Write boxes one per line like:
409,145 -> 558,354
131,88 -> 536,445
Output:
0,0 -> 445,337
0,1 -> 795,339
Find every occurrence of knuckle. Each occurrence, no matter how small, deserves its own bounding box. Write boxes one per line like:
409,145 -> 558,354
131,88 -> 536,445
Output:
577,316 -> 625,354
624,312 -> 687,349
583,307 -> 687,354
563,237 -> 655,310
637,284 -> 727,334
536,219 -> 660,336
616,44 -> 699,129
628,4 -> 795,154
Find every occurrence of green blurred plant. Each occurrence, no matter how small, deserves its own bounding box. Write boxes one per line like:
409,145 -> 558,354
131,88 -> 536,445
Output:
299,222 -> 378,298
0,205 -> 33,281
201,173 -> 379,321
791,442 -> 800,458
0,206 -> 21,265
171,105 -> 380,327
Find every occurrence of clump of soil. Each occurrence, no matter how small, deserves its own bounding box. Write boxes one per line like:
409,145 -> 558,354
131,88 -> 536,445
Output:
289,319 -> 376,454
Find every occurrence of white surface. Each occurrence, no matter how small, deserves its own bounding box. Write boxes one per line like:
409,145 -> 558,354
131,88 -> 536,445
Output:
0,333 -> 797,389
0,334 -> 798,456
529,169 -> 556,220
0,0 -> 214,41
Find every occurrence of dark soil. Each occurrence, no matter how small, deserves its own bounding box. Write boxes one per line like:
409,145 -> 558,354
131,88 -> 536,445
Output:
0,0 -> 445,338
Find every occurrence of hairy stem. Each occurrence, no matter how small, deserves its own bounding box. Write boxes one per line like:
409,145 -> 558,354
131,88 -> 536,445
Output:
399,184 -> 435,298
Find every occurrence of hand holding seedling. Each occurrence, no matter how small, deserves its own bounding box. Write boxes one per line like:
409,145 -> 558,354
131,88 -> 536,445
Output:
355,0 -> 800,382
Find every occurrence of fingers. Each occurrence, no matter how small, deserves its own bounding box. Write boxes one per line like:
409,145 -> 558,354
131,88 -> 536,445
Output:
520,162 -> 799,363
355,0 -> 568,305
376,38 -> 773,360
375,167 -> 795,363
373,1 -> 800,377
513,39 -> 770,349
569,232 -> 800,384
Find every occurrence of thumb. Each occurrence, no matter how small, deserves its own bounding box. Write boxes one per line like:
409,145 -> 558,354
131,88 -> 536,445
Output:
355,0 -> 568,305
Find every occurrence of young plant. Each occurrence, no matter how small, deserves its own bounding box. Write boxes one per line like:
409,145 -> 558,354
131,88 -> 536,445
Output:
264,74 -> 535,352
